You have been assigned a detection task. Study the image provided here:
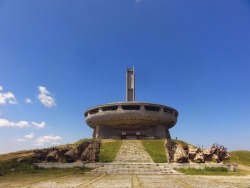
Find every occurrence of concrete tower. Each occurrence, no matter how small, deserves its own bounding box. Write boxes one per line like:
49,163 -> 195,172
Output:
126,67 -> 135,102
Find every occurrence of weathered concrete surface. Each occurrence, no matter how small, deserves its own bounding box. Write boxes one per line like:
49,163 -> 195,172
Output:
114,140 -> 153,163
33,140 -> 101,163
86,163 -> 179,175
35,160 -> 84,169
85,102 -> 178,139
14,174 -> 250,188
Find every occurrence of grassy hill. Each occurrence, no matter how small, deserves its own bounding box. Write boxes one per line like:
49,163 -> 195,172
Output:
1,140 -> 250,166
0,150 -> 33,162
227,150 -> 250,167
1,139 -> 250,177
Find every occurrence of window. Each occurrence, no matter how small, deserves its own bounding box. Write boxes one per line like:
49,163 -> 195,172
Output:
102,106 -> 118,111
122,105 -> 140,110
144,106 -> 160,111
89,108 -> 99,115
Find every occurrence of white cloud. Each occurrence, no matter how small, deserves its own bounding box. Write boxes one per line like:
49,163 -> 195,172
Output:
25,133 -> 34,139
16,138 -> 26,142
25,98 -> 33,104
136,0 -> 141,3
0,119 -> 30,128
0,118 -> 46,129
32,121 -> 46,129
35,135 -> 62,146
0,86 -> 18,105
38,86 -> 56,108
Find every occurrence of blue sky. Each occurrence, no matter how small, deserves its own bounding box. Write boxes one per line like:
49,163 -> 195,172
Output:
1,0 -> 250,153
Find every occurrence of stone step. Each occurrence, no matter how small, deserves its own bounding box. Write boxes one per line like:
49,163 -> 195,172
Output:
86,163 -> 181,175
113,140 -> 154,163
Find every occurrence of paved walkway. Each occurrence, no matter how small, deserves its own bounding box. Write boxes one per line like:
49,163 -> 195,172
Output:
114,140 -> 154,163
19,174 -> 250,188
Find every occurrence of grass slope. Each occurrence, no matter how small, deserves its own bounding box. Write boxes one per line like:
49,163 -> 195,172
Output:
227,150 -> 250,166
0,157 -> 89,177
141,139 -> 167,163
177,166 -> 249,176
99,139 -> 122,162
0,150 -> 33,162
0,167 -> 88,187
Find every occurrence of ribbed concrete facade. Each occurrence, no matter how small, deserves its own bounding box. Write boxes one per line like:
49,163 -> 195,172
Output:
85,102 -> 177,139
93,125 -> 171,139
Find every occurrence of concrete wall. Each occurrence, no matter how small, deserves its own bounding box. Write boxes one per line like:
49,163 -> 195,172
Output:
94,125 -> 171,139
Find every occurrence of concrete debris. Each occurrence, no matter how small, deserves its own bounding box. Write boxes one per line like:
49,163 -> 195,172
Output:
32,140 -> 101,163
166,140 -> 230,163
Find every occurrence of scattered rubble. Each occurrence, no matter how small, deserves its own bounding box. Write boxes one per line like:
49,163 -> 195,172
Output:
166,140 -> 230,163
32,140 -> 101,163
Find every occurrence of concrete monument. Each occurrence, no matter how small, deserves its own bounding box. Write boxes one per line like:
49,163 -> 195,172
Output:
84,67 -> 178,139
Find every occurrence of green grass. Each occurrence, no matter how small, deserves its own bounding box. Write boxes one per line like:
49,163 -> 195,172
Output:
99,140 -> 122,162
0,157 -> 89,177
0,164 -> 90,186
175,139 -> 189,147
0,138 -> 94,163
73,138 -> 92,145
0,150 -> 33,162
227,150 -> 250,166
141,139 -> 167,163
177,167 -> 248,176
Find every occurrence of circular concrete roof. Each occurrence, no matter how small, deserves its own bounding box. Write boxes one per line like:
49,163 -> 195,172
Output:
84,102 -> 178,130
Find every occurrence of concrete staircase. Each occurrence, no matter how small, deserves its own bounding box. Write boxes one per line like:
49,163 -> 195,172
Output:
114,140 -> 154,163
87,140 -> 180,175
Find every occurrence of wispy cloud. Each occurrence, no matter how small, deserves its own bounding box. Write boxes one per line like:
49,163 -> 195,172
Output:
0,119 -> 29,128
38,86 -> 56,108
0,86 -> 17,105
31,121 -> 46,129
25,98 -> 33,104
16,138 -> 26,142
136,0 -> 142,3
0,118 -> 46,129
35,135 -> 62,146
25,133 -> 34,139
16,133 -> 34,142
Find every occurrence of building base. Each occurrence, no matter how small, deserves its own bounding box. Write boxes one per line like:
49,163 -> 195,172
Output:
93,125 -> 171,139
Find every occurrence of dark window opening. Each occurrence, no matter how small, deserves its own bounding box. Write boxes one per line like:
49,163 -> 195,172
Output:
144,106 -> 160,111
102,106 -> 118,111
89,108 -> 99,115
122,105 -> 140,110
164,108 -> 173,114
84,112 -> 88,117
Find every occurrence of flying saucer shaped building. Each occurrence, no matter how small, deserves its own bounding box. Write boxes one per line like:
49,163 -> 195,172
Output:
84,67 -> 178,139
